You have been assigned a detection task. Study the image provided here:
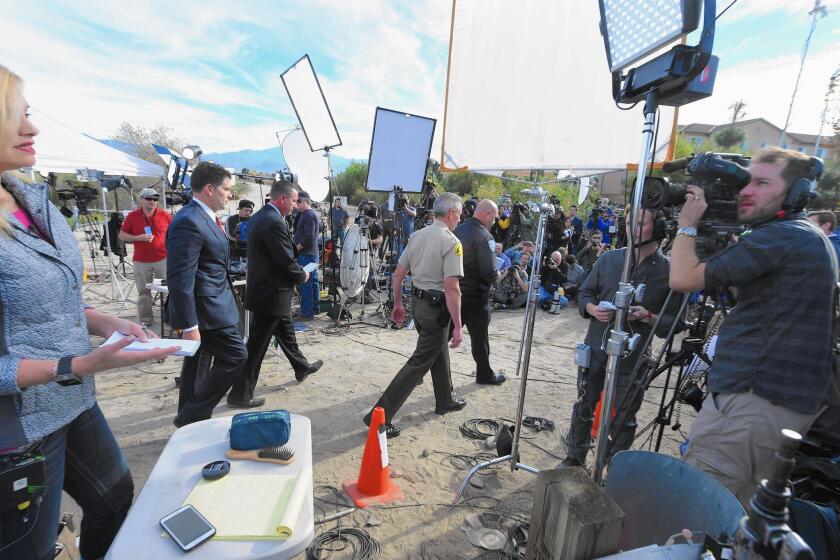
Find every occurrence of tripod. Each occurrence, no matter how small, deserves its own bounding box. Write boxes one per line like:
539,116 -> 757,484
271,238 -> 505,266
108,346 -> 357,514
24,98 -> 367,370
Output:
77,208 -> 104,280
606,290 -> 726,459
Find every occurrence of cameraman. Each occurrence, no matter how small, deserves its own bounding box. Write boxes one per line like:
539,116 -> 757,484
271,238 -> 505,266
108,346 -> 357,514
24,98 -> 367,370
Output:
538,250 -> 569,309
493,252 -> 531,309
670,148 -> 836,506
576,230 -> 606,274
561,207 -> 679,468
567,205 -> 584,254
544,203 -> 566,254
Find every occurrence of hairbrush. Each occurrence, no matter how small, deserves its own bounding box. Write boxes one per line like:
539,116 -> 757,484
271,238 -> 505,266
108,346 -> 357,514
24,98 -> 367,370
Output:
226,445 -> 295,465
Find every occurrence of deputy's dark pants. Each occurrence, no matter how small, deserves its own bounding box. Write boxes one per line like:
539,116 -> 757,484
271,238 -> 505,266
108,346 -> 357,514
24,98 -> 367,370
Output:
461,293 -> 495,381
566,348 -> 646,465
176,324 -> 247,425
368,296 -> 456,423
230,295 -> 310,401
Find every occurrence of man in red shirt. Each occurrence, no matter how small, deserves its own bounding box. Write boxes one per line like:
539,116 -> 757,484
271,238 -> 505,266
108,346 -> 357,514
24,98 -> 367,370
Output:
119,187 -> 173,326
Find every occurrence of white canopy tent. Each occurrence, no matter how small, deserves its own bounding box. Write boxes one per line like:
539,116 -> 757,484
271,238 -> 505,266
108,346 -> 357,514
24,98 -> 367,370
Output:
30,109 -> 164,177
441,0 -> 677,175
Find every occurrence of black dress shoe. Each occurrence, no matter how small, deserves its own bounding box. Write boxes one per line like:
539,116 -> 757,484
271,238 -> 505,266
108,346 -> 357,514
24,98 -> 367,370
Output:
295,359 -> 323,382
476,373 -> 507,386
362,414 -> 400,438
558,457 -> 584,469
434,398 -> 467,415
382,423 -> 401,438
226,396 -> 266,409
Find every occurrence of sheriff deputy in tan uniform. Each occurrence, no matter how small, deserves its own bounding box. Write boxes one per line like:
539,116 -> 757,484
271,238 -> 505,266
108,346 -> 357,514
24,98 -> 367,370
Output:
364,192 -> 467,438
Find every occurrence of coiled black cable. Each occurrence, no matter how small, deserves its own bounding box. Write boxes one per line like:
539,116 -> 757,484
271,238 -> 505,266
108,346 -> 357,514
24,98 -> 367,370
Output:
459,418 -> 499,440
306,526 -> 380,560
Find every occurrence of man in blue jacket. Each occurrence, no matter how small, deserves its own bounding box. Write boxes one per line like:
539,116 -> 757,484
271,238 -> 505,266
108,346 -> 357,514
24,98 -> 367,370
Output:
166,162 -> 247,426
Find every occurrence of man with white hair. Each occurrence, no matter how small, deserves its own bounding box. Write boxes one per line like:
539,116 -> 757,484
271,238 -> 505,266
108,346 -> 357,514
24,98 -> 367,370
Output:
364,192 -> 467,437
455,199 -> 507,385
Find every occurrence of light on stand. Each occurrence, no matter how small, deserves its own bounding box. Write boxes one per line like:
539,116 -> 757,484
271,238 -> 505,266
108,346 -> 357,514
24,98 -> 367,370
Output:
181,145 -> 203,161
599,0 -> 701,73
600,0 -> 717,106
590,0 -> 718,485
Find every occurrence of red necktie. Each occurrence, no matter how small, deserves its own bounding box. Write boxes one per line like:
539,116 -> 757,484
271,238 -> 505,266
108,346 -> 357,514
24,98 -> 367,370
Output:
215,216 -> 225,232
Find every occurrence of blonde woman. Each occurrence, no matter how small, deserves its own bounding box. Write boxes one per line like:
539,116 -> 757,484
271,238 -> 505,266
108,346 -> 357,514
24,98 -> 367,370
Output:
0,67 -> 178,559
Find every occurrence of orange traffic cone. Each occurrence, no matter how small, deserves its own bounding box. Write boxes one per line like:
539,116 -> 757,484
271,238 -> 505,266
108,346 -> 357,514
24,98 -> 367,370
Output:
343,407 -> 404,508
591,392 -> 617,438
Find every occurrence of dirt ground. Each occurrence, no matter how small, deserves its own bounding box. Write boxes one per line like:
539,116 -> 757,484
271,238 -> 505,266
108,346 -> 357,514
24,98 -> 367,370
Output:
63,185 -> 696,559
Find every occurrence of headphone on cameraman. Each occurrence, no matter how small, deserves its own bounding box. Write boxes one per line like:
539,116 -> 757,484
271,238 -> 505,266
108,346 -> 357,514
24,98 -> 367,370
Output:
781,156 -> 823,213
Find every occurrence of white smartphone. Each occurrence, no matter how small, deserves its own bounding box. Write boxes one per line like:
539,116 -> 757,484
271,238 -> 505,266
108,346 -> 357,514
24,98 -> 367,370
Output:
160,504 -> 216,552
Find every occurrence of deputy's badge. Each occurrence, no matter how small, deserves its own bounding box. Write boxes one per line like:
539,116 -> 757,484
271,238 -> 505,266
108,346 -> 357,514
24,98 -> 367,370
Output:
453,242 -> 464,256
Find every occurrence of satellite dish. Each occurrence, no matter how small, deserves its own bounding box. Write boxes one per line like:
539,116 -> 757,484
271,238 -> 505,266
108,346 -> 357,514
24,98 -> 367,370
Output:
282,128 -> 330,202
578,176 -> 590,205
340,224 -> 369,298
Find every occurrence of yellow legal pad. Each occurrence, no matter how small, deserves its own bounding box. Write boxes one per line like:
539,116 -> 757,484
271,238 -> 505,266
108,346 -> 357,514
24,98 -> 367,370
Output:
179,468 -> 312,540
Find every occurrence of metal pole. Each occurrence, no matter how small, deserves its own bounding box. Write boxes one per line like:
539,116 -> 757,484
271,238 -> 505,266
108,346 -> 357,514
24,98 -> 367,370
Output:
813,67 -> 840,156
779,0 -> 827,147
453,188 -> 550,502
592,90 -> 658,484
509,190 -> 552,472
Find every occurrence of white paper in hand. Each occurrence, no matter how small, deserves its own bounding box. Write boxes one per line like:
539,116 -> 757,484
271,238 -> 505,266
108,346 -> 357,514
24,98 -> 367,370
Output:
597,300 -> 617,311
302,262 -> 318,273
103,332 -> 197,357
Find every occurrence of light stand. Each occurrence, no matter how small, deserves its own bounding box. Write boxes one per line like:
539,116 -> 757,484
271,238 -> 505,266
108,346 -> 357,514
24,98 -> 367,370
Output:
590,0 -> 718,484
454,184 -> 556,503
591,90 -> 657,484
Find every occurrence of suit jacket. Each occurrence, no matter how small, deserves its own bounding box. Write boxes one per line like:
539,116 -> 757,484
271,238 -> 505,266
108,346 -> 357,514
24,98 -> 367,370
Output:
245,203 -> 307,315
166,200 -> 239,330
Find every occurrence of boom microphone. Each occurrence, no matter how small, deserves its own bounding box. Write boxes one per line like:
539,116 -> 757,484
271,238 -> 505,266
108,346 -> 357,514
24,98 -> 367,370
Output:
662,157 -> 691,173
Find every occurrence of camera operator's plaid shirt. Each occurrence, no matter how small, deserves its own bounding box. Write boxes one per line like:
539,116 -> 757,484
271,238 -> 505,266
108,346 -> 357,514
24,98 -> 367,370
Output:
703,215 -> 836,414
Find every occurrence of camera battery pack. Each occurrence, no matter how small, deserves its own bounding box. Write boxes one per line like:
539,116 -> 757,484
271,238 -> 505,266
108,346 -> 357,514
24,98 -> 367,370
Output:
0,452 -> 45,513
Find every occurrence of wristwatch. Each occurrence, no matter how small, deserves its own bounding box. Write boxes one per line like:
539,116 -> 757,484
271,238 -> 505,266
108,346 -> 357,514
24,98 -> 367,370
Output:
676,226 -> 698,238
54,356 -> 82,386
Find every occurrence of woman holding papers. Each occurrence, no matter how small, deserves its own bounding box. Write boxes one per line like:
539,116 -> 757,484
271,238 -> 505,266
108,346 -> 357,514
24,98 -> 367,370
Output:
0,66 -> 179,560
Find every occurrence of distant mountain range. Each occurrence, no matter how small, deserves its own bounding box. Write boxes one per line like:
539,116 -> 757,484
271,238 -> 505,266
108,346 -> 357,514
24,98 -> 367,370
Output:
98,139 -> 358,175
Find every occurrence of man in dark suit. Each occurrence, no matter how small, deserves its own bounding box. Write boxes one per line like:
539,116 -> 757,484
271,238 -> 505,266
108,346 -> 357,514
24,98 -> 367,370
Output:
166,162 -> 248,426
227,179 -> 323,407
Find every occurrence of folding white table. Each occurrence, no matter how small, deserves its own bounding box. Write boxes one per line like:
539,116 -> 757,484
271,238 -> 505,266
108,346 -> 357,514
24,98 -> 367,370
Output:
106,415 -> 314,559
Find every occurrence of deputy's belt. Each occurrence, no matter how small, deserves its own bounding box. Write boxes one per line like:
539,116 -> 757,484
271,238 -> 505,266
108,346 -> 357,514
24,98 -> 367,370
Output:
412,287 -> 445,306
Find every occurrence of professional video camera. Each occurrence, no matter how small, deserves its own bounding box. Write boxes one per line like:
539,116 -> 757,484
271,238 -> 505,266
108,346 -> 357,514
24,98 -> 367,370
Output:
395,192 -> 410,211
56,184 -> 99,214
165,188 -> 192,207
641,152 -> 750,258
357,200 -> 378,229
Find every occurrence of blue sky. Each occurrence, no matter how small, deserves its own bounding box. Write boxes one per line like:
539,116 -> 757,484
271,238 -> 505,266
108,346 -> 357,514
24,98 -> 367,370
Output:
0,0 -> 837,157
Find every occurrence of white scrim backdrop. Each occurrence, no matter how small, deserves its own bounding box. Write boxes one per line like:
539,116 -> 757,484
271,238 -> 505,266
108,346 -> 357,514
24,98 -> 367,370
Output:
441,0 -> 676,175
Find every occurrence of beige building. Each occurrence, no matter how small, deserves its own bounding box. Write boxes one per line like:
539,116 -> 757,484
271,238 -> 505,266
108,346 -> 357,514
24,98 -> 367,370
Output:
679,118 -> 836,160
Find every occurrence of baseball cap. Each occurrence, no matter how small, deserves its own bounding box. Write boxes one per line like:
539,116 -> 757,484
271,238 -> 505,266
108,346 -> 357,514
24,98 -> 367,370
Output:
140,188 -> 160,199
238,199 -> 255,209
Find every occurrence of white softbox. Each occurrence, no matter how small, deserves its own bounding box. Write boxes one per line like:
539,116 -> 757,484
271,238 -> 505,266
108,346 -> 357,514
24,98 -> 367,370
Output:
441,0 -> 676,175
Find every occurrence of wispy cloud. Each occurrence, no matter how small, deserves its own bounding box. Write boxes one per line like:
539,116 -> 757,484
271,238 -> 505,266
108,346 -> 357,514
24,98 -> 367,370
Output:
0,0 -> 835,160
679,41 -> 840,133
